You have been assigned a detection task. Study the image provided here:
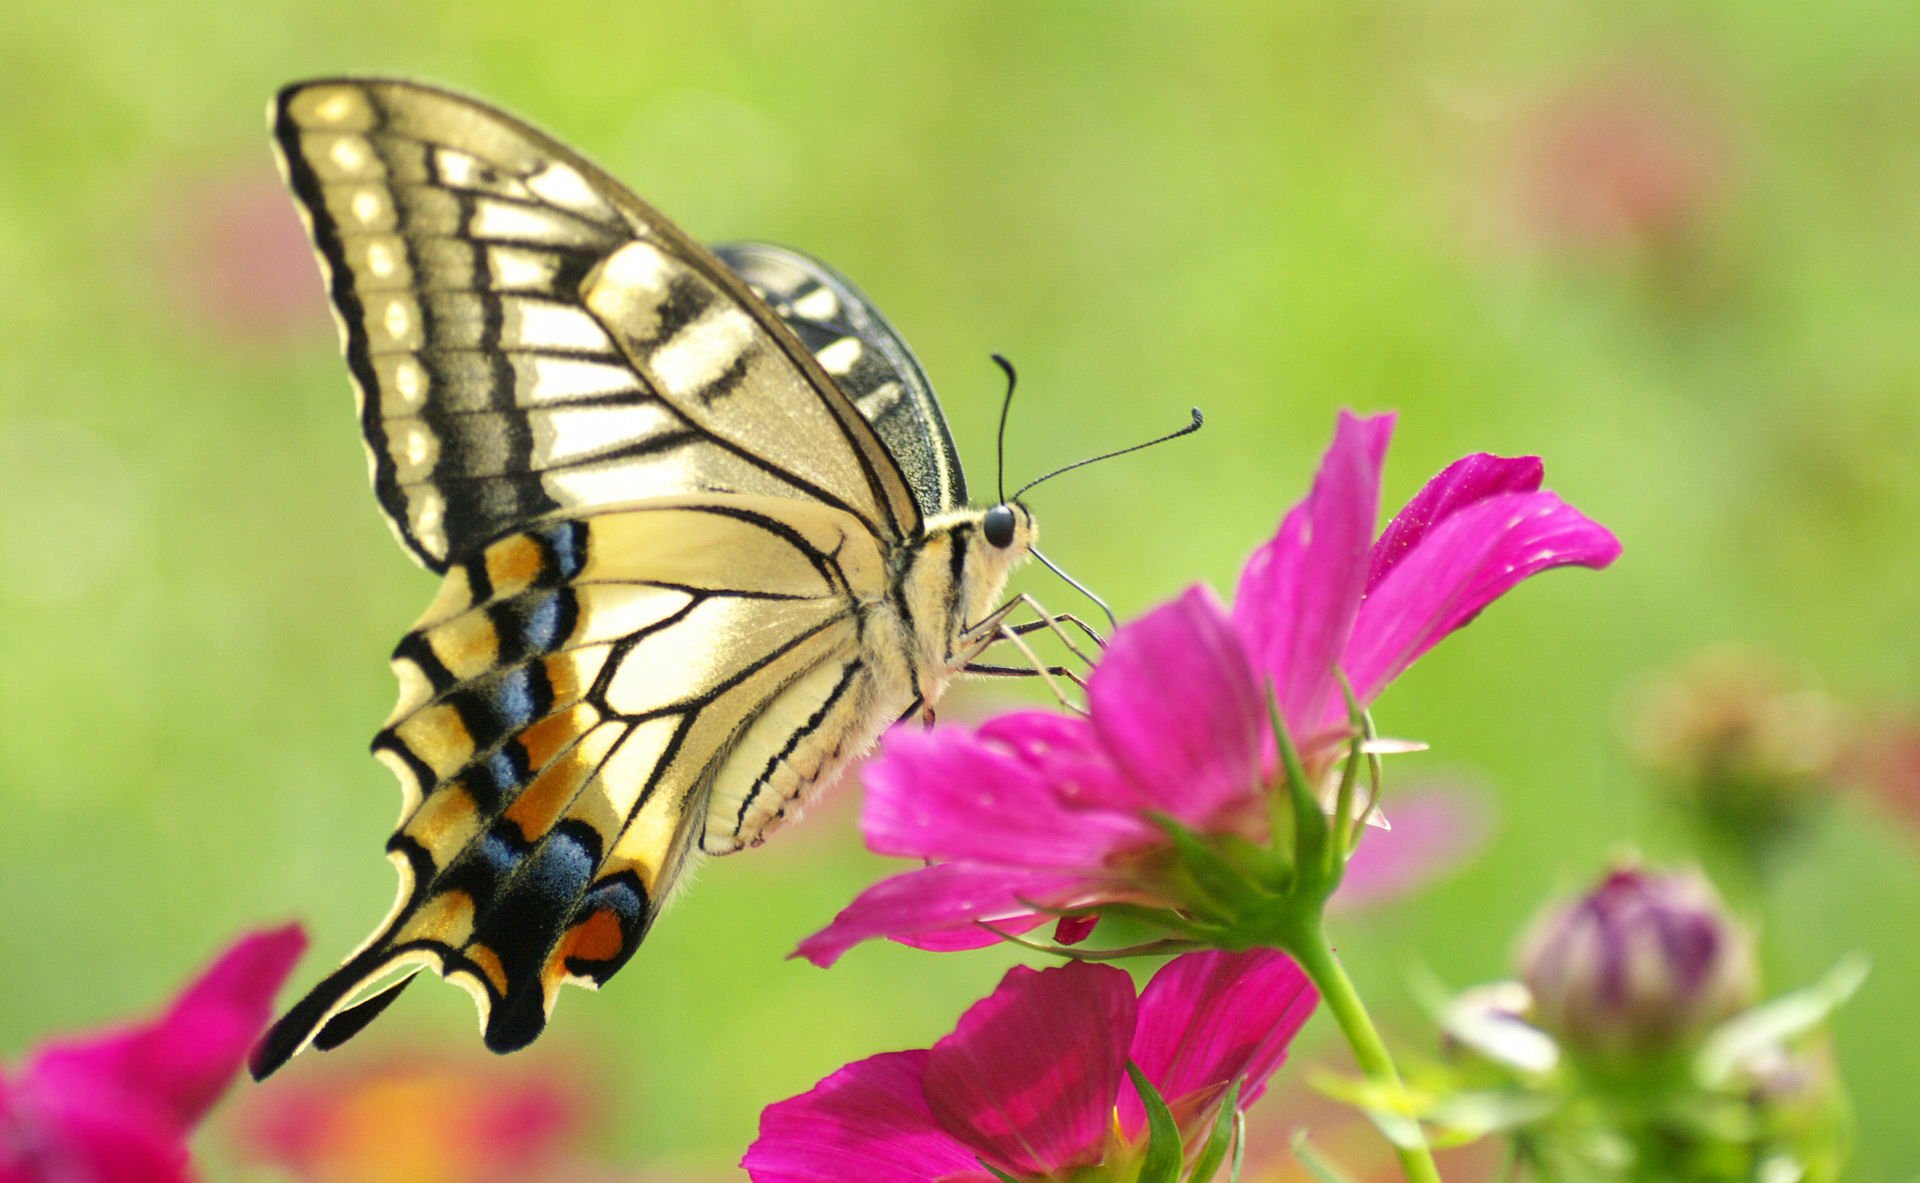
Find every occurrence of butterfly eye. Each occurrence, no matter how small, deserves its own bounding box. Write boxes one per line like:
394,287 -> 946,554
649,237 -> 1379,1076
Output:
983,504 -> 1017,548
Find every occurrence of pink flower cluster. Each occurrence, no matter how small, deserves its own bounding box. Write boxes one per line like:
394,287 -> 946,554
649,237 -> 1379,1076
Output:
798,412 -> 1620,964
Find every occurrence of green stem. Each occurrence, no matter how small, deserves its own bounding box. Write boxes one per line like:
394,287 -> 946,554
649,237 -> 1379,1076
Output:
1286,917 -> 1443,1183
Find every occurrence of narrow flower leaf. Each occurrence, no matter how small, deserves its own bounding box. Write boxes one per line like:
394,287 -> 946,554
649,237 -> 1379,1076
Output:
1289,1133 -> 1362,1183
1126,1062 -> 1184,1183
1270,695 -> 1331,892
1696,955 -> 1869,1088
976,1159 -> 1022,1183
1185,1078 -> 1241,1183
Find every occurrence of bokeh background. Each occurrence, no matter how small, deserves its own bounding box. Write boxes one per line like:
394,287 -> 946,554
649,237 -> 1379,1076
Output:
3,3 -> 1917,1179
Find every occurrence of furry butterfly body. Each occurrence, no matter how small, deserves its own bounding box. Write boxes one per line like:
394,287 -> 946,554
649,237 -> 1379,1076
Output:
253,78 -> 1038,1076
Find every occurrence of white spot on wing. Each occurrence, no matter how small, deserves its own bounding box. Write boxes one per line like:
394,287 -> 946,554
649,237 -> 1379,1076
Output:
792,286 -> 839,320
329,136 -> 372,174
520,356 -> 643,404
393,358 -> 428,407
504,300 -> 614,353
816,336 -> 862,376
532,402 -> 674,466
351,188 -> 384,225
365,240 -> 398,278
649,307 -> 757,398
526,163 -> 610,219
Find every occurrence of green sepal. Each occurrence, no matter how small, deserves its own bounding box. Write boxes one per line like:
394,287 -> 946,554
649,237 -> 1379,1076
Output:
1185,1078 -> 1242,1183
1228,1111 -> 1246,1183
1269,694 -> 1331,899
976,1159 -> 1022,1183
1149,813 -> 1272,924
1127,1062 -> 1185,1183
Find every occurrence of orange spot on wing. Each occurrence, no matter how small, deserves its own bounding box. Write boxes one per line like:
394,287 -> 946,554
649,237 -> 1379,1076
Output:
518,704 -> 595,770
502,755 -> 594,838
485,535 -> 546,599
560,907 -> 627,967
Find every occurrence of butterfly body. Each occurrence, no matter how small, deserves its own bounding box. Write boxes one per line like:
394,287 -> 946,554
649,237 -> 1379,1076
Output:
253,78 -> 1037,1076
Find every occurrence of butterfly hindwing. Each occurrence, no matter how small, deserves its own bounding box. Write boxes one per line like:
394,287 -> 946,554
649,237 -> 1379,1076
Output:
252,495 -> 899,1073
271,77 -> 923,569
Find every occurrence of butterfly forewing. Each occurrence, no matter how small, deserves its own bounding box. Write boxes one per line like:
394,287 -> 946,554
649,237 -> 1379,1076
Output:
272,78 -> 921,568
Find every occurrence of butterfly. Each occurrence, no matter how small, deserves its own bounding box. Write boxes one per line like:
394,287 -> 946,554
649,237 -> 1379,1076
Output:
249,77 -> 1107,1077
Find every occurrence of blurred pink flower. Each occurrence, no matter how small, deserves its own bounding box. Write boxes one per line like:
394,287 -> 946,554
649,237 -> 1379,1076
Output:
0,925 -> 305,1183
1513,65 -> 1729,254
797,413 -> 1618,965
1838,714 -> 1920,834
744,950 -> 1316,1183
1333,783 -> 1492,910
234,1050 -> 593,1183
154,168 -> 329,343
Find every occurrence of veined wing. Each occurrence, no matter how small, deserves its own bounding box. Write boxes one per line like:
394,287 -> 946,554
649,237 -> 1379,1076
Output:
715,242 -> 968,517
272,77 -> 922,569
252,495 -> 905,1075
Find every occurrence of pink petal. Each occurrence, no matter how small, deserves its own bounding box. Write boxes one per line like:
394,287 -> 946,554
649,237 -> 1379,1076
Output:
976,712 -> 1148,818
1088,587 -> 1267,825
1334,785 -> 1492,909
1344,491 -> 1622,704
1233,413 -> 1394,738
1118,950 -> 1318,1138
862,721 -> 1152,867
1367,454 -> 1544,592
0,1090 -> 190,1183
25,925 -> 306,1136
923,963 -> 1136,1175
793,864 -> 1089,967
745,1050 -> 983,1183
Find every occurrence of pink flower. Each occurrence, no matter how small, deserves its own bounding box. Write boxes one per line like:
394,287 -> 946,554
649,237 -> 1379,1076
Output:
744,950 -> 1316,1183
234,1049 -> 591,1183
1333,783 -> 1491,911
0,926 -> 306,1183
797,412 -> 1619,966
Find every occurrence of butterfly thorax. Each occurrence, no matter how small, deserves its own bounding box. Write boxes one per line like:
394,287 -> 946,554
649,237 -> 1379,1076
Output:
888,503 -> 1038,707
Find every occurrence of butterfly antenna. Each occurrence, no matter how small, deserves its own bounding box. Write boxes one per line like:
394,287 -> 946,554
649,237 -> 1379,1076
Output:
1013,407 -> 1204,501
1032,545 -> 1118,631
992,353 -> 1018,505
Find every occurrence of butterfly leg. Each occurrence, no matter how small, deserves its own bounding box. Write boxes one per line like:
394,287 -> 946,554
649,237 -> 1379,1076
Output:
955,593 -> 1092,715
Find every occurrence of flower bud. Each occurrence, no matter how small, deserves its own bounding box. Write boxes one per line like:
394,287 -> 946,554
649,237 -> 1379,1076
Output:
1518,865 -> 1756,1066
1624,651 -> 1840,855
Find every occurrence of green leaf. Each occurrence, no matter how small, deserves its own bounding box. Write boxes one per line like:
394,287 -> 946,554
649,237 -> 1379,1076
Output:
1696,955 -> 1869,1088
1185,1078 -> 1241,1183
1127,1062 -> 1185,1183
975,1159 -> 1022,1183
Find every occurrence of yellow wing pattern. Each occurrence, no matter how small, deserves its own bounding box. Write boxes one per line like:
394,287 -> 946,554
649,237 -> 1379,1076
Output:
253,495 -> 901,1073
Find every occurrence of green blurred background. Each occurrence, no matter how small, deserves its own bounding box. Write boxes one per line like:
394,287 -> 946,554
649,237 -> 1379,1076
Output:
3,2 -> 1917,1179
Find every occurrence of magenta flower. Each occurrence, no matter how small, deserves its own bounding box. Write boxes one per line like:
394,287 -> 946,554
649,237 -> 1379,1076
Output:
797,412 -> 1619,965
0,925 -> 306,1183
744,950 -> 1316,1183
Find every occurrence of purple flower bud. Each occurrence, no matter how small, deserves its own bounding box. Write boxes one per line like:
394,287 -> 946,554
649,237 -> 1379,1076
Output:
1518,865 -> 1756,1064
